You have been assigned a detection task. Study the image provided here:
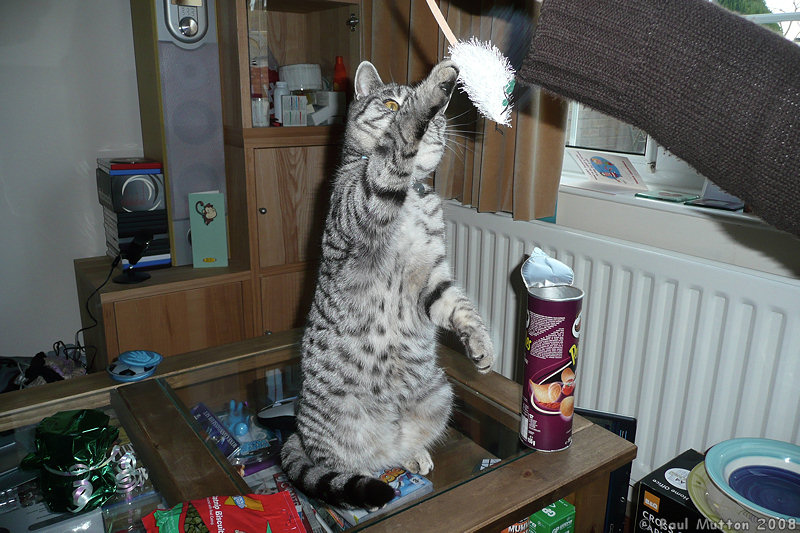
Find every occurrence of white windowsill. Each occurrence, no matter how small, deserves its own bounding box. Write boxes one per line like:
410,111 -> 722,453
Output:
559,172 -> 765,228
554,172 -> 800,279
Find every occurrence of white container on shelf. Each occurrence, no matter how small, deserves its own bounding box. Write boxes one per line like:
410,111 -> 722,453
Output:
273,81 -> 289,123
278,64 -> 322,92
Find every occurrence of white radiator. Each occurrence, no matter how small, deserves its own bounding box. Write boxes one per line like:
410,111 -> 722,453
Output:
443,202 -> 800,484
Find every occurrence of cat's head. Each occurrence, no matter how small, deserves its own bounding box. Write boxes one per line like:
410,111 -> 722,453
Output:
346,61 -> 457,177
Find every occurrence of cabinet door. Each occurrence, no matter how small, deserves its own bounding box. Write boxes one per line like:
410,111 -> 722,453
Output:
254,145 -> 334,269
113,282 -> 248,356
260,270 -> 315,334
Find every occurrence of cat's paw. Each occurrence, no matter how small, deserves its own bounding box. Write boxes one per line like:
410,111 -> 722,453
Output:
465,328 -> 495,374
434,60 -> 458,97
404,450 -> 434,476
425,61 -> 459,112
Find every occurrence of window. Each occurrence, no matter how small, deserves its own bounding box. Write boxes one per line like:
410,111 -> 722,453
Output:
562,1 -> 800,193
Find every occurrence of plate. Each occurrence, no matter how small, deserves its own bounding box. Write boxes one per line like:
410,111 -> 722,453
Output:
688,462 -> 761,532
705,438 -> 800,521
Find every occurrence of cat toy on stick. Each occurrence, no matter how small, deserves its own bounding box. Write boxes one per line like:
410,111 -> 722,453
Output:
425,0 -> 515,126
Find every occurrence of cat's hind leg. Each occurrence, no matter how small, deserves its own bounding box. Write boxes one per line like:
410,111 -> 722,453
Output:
395,374 -> 453,475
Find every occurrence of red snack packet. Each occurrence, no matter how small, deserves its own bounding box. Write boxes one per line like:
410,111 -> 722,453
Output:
142,491 -> 305,533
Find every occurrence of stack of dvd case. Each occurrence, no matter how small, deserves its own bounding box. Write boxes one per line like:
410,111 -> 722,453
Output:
96,158 -> 172,270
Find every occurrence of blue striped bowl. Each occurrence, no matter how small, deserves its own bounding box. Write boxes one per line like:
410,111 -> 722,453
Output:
704,438 -> 800,522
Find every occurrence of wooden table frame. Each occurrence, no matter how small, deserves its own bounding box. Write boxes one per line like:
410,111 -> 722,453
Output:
0,329 -> 636,532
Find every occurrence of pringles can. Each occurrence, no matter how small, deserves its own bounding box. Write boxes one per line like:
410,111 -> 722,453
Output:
520,284 -> 583,451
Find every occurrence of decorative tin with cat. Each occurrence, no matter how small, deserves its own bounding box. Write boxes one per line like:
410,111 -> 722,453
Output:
519,250 -> 582,452
279,60 -> 495,510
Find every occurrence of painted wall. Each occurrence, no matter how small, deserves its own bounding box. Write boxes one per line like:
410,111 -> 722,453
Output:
0,1 -> 142,356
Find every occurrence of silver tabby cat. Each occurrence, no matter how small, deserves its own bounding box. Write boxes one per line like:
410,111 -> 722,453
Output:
280,59 -> 494,510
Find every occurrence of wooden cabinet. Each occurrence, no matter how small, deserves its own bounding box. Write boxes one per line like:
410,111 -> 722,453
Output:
74,2 -> 369,370
253,145 -> 333,268
259,268 -> 316,334
111,282 -> 248,355
216,0 -> 365,335
74,257 -> 254,371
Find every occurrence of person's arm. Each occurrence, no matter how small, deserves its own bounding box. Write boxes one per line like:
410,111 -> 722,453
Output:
519,0 -> 800,237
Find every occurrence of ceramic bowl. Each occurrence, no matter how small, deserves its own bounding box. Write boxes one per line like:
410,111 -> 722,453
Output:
688,462 -> 762,532
704,438 -> 800,522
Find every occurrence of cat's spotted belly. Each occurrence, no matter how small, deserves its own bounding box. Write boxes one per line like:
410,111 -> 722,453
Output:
394,197 -> 446,302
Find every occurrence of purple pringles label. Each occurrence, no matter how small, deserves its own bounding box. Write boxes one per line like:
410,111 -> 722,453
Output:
520,285 -> 583,452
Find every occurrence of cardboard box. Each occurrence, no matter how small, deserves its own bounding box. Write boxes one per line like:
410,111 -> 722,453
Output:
529,499 -> 575,533
633,449 -> 705,533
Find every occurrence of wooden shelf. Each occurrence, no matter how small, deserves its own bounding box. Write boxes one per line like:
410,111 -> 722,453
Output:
225,124 -> 345,149
75,257 -> 251,304
265,0 -> 360,13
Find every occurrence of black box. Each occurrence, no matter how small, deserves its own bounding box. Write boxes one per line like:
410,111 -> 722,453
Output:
574,408 -> 636,533
633,449 -> 705,533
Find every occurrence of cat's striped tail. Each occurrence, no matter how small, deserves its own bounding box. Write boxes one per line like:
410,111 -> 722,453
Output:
280,433 -> 396,509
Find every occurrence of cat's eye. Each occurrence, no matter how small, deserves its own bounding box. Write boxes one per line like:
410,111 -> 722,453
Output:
383,99 -> 399,111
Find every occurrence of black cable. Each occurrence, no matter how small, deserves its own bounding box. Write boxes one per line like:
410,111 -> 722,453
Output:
73,254 -> 121,370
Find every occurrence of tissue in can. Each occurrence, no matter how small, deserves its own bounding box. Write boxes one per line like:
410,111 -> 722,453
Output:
520,285 -> 583,451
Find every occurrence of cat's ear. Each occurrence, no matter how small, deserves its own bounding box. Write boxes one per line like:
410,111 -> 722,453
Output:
354,61 -> 383,100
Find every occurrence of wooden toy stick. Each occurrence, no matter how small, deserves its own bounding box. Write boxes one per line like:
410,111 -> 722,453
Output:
425,0 -> 457,45
423,0 -> 516,126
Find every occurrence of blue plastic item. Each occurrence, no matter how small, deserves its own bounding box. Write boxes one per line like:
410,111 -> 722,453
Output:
119,350 -> 163,367
106,360 -> 158,382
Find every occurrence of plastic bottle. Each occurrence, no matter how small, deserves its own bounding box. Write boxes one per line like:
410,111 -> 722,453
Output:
333,56 -> 347,92
273,81 -> 289,124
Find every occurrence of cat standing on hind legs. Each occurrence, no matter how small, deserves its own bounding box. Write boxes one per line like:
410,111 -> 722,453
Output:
280,59 -> 494,510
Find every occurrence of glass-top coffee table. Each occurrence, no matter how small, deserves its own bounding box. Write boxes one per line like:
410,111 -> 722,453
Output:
1,329 -> 636,532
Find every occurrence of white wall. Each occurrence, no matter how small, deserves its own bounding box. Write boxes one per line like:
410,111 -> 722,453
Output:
0,1 -> 142,356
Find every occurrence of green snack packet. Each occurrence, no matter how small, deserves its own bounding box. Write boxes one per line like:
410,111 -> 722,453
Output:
21,409 -> 120,513
529,498 -> 575,533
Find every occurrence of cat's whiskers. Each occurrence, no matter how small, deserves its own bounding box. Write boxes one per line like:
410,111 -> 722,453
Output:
446,108 -> 475,122
445,131 -> 478,141
443,139 -> 472,162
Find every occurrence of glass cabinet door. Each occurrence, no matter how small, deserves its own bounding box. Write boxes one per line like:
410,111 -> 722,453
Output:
244,0 -> 362,128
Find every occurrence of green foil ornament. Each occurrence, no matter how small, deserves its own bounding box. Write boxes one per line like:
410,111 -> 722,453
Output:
21,409 -> 120,513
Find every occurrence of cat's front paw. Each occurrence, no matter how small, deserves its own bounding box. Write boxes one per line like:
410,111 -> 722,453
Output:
425,61 -> 459,113
434,61 -> 458,97
465,328 -> 494,374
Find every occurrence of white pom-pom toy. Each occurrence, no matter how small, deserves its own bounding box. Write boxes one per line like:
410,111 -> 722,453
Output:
425,0 -> 516,126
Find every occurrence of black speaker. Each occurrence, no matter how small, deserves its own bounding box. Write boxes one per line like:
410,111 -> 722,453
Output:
130,0 -> 226,266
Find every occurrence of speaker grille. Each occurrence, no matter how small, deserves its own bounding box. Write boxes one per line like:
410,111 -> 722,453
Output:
158,41 -> 226,264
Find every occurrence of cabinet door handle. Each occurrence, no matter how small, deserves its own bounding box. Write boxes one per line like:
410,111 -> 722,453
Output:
347,13 -> 359,31
258,207 -> 267,214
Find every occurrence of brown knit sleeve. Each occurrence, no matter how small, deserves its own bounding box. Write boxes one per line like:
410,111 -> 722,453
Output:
518,0 -> 800,238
